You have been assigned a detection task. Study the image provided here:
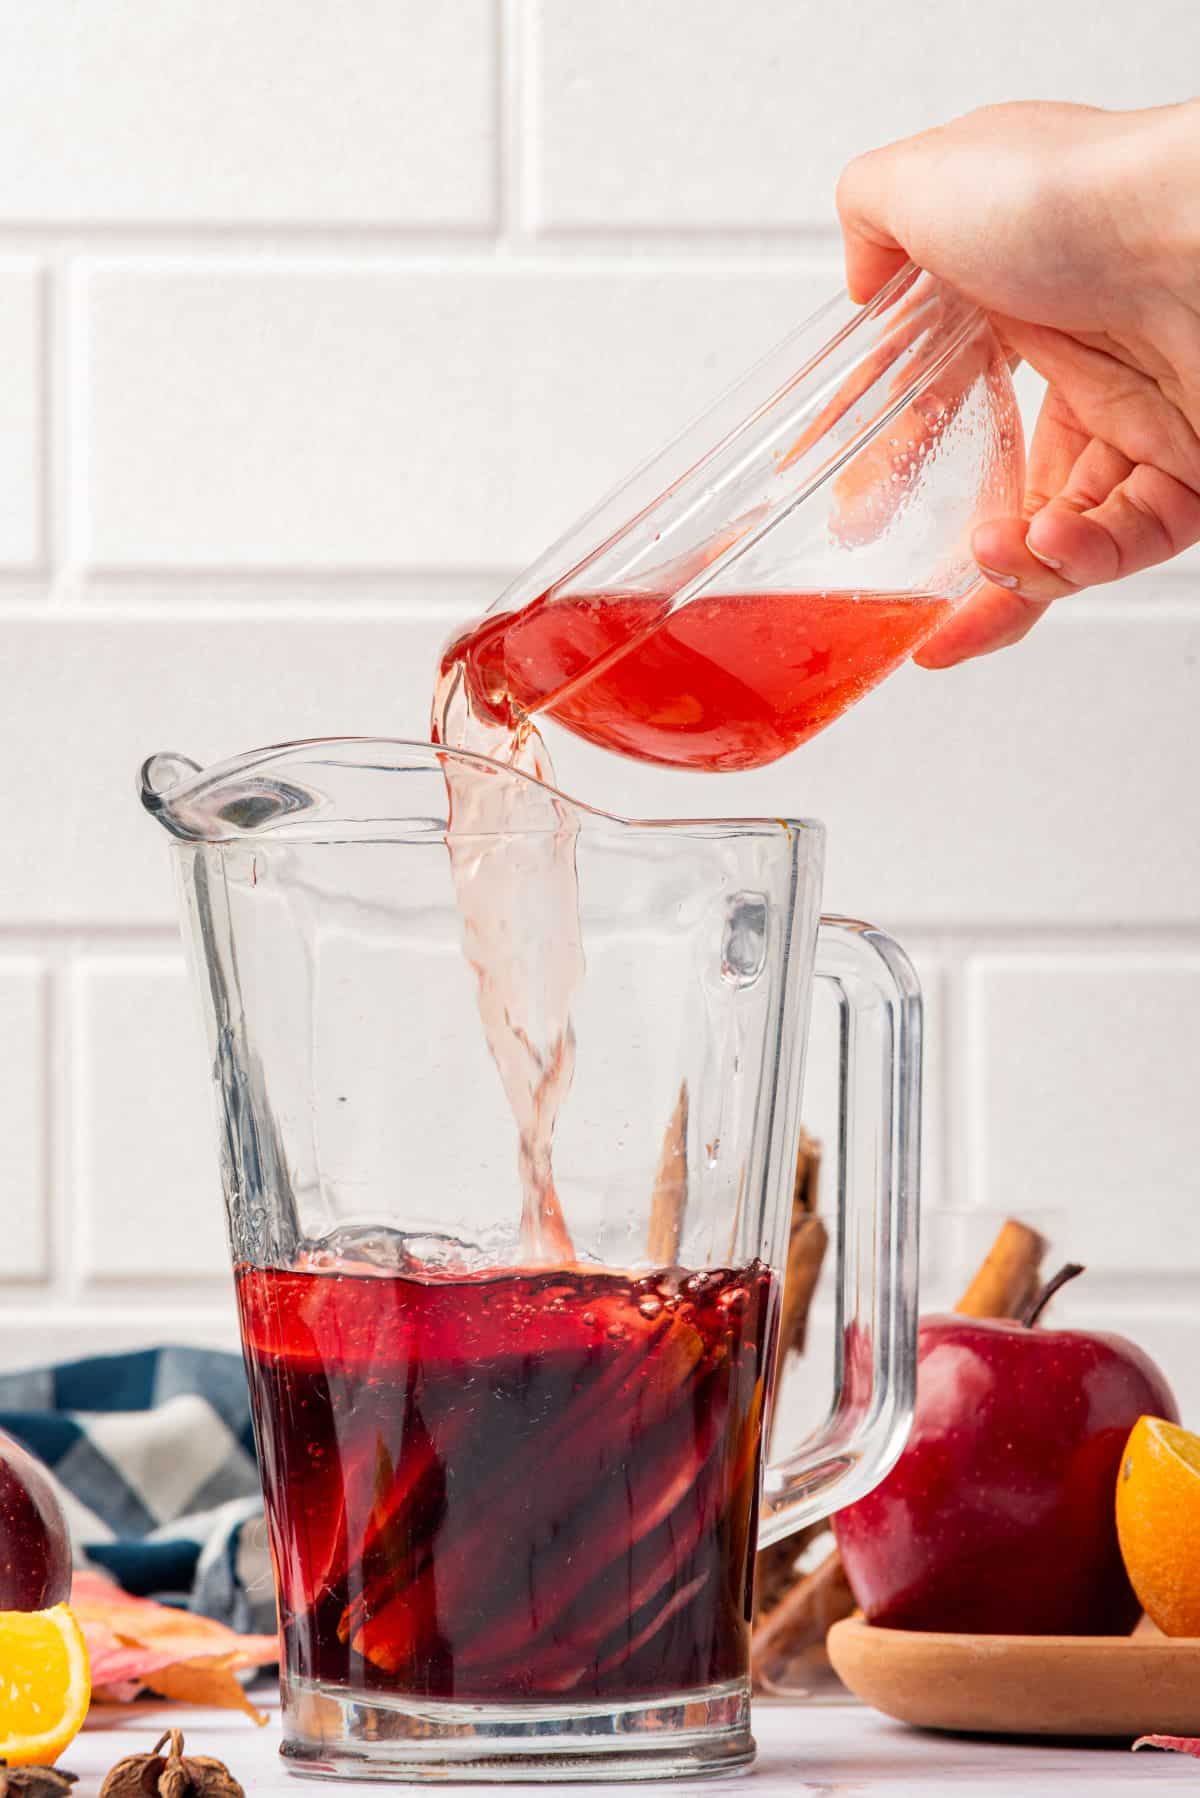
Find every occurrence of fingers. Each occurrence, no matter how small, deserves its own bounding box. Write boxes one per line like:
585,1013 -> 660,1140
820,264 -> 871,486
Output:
971,459 -> 1200,606
919,453 -> 1200,669
914,581 -> 1050,669
1021,385 -> 1093,520
843,236 -> 909,307
1027,463 -> 1200,584
836,148 -> 910,303
999,317 -> 1200,492
968,429 -> 1128,603
971,514 -> 1080,603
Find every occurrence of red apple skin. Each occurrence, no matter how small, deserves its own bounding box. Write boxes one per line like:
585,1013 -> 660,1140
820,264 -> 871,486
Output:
0,1429 -> 72,1610
832,1314 -> 1179,1635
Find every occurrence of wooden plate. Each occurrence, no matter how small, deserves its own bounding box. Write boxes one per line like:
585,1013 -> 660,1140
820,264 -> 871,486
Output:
827,1616 -> 1200,1738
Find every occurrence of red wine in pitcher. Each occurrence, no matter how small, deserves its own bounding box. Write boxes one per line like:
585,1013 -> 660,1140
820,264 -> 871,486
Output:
237,1258 -> 776,1703
440,585 -> 954,772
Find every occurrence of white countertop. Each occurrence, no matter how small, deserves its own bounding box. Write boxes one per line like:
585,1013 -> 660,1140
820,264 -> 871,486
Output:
70,1693 -> 1194,1794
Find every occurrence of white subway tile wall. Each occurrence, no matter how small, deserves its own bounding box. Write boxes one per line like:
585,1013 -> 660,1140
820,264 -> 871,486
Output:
0,3 -> 498,226
0,962 -> 48,1280
0,265 -> 43,567
71,958 -> 228,1283
528,0 -> 1195,231
80,263 -> 828,570
2,1 -> 1198,1418
969,957 -> 1200,1279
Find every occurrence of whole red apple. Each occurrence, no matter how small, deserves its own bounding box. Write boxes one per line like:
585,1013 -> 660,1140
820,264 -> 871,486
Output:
0,1429 -> 72,1610
833,1272 -> 1178,1634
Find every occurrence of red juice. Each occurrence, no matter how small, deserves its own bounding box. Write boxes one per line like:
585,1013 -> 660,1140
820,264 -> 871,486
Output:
439,586 -> 954,772
237,1259 -> 776,1704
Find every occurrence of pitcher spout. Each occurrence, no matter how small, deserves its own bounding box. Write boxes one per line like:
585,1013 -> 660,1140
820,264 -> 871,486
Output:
138,746 -> 324,842
139,752 -> 204,837
136,736 -> 612,846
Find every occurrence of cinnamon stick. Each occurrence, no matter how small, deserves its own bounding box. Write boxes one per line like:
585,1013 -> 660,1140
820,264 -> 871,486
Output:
773,1131 -> 827,1366
753,1132 -> 831,1608
750,1216 -> 1047,1690
752,1550 -> 857,1696
647,1083 -> 688,1264
955,1218 -> 1047,1320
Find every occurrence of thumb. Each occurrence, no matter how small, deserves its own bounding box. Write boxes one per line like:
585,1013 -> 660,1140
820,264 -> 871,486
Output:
836,146 -> 912,304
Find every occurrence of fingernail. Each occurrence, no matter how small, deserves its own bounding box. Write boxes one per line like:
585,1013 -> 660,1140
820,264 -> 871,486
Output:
1026,542 -> 1063,571
977,564 -> 1020,590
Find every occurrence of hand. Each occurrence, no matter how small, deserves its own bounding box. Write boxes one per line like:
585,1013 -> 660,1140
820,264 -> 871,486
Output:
836,100 -> 1200,666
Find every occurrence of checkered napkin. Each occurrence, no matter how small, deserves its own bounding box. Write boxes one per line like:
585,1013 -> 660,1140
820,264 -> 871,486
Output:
0,1344 -> 275,1635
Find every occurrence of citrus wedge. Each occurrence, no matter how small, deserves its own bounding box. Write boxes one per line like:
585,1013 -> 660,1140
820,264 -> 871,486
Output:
0,1604 -> 90,1764
1117,1416 -> 1200,1637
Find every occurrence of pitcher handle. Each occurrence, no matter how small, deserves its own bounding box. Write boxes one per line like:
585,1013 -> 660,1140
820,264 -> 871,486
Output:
758,916 -> 920,1544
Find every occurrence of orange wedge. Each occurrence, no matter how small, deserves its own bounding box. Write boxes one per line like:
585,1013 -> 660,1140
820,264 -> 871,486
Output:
1117,1416 -> 1200,1637
0,1604 -> 91,1765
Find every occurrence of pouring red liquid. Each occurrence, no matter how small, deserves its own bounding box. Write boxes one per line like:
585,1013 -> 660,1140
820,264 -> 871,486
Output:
238,1258 -> 775,1703
440,585 -> 954,772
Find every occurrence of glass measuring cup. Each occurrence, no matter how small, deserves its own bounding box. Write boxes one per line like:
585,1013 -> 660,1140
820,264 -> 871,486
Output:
437,264 -> 1024,771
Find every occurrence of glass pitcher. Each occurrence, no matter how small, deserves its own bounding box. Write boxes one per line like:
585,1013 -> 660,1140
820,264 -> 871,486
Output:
141,738 -> 920,1782
437,263 -> 1024,772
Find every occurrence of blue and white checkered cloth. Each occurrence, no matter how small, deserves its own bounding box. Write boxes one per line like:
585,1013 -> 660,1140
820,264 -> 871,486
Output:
0,1345 -> 275,1635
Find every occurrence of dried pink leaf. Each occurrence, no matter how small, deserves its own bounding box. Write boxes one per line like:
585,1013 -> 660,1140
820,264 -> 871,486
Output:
1132,1735 -> 1200,1757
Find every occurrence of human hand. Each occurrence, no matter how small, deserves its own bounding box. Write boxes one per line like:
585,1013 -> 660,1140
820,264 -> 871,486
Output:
837,99 -> 1200,666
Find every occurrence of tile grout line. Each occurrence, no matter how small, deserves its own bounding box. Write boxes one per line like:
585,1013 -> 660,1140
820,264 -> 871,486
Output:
495,0 -> 521,246
0,224 -> 848,256
36,960 -> 55,1290
34,261 -> 53,576
1,564 -> 1195,606
927,956 -> 956,1224
35,243 -> 848,279
7,926 -> 1200,954
959,957 -> 986,1215
48,250 -> 84,606
937,942 -> 975,1227
46,252 -> 70,600
47,949 -> 77,1305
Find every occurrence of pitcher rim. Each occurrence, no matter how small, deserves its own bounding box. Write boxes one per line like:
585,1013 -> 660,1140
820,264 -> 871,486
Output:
139,735 -> 825,844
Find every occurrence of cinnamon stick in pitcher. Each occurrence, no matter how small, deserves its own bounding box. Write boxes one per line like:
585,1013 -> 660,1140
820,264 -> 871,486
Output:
754,1134 -> 830,1617
751,1216 -> 1047,1692
773,1132 -> 827,1368
647,1083 -> 689,1264
752,1130 -> 837,1672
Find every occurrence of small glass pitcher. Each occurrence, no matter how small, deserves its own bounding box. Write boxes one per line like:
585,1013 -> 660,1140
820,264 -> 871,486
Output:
141,738 -> 920,1782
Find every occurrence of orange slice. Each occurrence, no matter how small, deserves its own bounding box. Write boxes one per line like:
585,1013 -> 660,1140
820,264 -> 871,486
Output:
1116,1416 -> 1200,1637
0,1604 -> 91,1764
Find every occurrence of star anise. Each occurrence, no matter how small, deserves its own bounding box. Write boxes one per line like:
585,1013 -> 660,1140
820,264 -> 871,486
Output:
0,1764 -> 77,1798
99,1731 -> 243,1798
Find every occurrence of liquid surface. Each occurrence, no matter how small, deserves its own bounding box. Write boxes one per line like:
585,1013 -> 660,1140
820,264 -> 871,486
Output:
239,1259 -> 775,1703
440,587 -> 954,772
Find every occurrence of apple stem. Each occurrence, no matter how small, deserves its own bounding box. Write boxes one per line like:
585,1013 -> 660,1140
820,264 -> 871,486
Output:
1021,1262 -> 1085,1329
